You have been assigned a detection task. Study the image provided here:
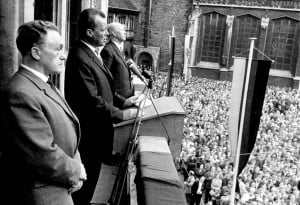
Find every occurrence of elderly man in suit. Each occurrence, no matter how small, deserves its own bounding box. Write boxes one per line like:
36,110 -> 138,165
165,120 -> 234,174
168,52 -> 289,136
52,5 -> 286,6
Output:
101,22 -> 146,98
65,9 -> 139,205
0,20 -> 86,205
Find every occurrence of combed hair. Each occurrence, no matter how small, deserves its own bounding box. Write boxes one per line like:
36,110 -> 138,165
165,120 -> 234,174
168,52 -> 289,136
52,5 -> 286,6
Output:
78,8 -> 106,39
16,20 -> 58,56
107,22 -> 125,35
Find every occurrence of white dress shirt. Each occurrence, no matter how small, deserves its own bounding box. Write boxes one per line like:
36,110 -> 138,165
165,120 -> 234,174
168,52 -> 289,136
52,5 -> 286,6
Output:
21,64 -> 48,83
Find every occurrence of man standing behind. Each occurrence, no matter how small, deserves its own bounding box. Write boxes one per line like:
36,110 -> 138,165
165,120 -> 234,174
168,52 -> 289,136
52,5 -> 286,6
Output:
0,20 -> 86,205
65,9 -> 138,205
101,22 -> 146,98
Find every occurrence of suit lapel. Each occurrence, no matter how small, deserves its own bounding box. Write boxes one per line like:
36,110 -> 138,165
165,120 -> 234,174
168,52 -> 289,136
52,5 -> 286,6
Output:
110,42 -> 128,66
18,68 -> 80,125
80,42 -> 114,81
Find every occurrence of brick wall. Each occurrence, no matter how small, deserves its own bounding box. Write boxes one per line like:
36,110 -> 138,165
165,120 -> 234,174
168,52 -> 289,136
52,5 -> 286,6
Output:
149,0 -> 193,72
132,0 -> 193,73
131,0 -> 146,46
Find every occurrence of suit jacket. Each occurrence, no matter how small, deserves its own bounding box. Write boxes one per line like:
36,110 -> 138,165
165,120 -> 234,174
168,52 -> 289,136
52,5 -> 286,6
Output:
0,67 -> 82,205
65,40 -> 125,162
191,180 -> 204,195
101,40 -> 134,98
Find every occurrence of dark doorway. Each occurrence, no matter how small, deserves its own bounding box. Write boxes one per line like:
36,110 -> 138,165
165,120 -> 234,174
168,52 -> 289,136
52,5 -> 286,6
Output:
137,52 -> 153,71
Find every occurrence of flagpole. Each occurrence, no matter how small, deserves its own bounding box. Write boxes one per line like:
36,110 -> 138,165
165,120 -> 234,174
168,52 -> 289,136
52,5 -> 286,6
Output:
166,26 -> 175,96
229,37 -> 256,205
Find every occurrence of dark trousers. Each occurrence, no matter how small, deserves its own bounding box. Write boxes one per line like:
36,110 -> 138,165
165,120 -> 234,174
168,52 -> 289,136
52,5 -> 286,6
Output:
190,194 -> 202,205
72,158 -> 102,205
204,189 -> 212,203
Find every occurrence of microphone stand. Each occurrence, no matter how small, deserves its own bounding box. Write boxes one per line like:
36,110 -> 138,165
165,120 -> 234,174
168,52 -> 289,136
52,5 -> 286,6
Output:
108,80 -> 152,205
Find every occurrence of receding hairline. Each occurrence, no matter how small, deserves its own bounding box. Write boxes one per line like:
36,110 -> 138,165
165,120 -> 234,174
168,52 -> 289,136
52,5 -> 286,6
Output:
78,8 -> 106,38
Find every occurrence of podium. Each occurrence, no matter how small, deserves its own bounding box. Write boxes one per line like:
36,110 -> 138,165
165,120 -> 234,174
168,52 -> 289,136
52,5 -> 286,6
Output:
91,97 -> 186,204
113,96 -> 186,157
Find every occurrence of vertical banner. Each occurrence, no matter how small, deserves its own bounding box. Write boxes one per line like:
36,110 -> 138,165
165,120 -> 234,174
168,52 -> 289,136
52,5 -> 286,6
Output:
229,57 -> 271,174
229,57 -> 246,162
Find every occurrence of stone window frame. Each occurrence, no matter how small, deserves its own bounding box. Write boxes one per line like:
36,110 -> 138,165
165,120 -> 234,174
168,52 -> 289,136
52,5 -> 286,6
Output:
196,11 -> 227,64
265,16 -> 300,74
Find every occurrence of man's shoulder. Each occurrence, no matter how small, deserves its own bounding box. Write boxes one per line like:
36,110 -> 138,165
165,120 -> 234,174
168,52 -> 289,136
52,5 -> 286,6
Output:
67,41 -> 91,62
3,72 -> 41,100
102,41 -> 115,51
69,41 -> 86,54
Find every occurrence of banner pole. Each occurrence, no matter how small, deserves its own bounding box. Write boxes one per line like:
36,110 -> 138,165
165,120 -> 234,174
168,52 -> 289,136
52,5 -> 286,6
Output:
229,37 -> 256,205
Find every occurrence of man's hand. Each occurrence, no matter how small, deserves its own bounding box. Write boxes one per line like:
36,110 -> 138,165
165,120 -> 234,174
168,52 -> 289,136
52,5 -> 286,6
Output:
69,180 -> 83,194
122,107 -> 138,120
69,164 -> 87,194
123,95 -> 140,108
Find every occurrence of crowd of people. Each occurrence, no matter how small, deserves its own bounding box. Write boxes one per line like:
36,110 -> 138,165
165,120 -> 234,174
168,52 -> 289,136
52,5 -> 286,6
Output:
150,72 -> 300,205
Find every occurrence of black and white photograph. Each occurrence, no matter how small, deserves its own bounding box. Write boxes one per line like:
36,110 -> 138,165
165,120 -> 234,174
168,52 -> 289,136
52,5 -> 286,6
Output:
0,0 -> 299,205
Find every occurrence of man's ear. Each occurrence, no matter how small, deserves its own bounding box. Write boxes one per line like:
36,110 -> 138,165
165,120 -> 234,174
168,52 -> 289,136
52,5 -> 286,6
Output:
86,29 -> 93,38
31,47 -> 41,60
111,31 -> 116,37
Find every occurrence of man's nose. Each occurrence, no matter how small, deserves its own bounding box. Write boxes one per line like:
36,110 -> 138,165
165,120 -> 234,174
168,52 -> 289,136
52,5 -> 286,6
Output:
60,53 -> 66,60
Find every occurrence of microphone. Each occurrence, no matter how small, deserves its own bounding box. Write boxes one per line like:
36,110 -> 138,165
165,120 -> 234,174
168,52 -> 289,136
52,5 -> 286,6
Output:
141,69 -> 152,80
126,59 -> 147,84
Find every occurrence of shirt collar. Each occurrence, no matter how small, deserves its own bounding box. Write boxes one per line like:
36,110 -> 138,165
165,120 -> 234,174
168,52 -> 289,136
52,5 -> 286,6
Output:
112,40 -> 123,52
81,40 -> 100,56
21,64 -> 49,83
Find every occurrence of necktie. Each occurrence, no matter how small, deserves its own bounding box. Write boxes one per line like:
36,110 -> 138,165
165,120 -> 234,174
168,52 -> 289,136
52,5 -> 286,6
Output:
47,78 -> 58,91
94,47 -> 103,65
47,78 -> 57,91
47,78 -> 68,104
95,47 -> 100,57
47,79 -> 77,119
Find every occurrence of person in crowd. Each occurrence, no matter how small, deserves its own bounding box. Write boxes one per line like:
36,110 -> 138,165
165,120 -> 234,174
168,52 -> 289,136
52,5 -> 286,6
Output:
195,163 -> 206,178
210,172 -> 223,205
64,9 -> 139,205
184,170 -> 196,203
203,171 -> 213,204
190,175 -> 205,205
0,20 -> 86,205
220,180 -> 232,205
101,22 -> 146,98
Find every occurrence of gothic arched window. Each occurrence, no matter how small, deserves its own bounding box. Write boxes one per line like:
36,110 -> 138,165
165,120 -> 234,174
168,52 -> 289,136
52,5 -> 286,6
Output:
231,14 -> 260,58
265,17 -> 299,73
196,12 -> 226,64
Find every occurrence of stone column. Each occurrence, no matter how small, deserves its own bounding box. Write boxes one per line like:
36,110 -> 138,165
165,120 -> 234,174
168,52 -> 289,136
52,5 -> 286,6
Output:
96,0 -> 109,17
293,41 -> 300,89
81,0 -> 93,10
190,14 -> 199,66
0,0 -> 20,88
222,15 -> 234,69
183,35 -> 191,80
257,17 -> 270,60
220,15 -> 234,81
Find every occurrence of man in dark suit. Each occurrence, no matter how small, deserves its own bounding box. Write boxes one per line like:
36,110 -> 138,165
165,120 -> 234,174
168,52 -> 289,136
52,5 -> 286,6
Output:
190,176 -> 205,205
101,22 -> 146,98
64,9 -> 138,205
0,20 -> 86,205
